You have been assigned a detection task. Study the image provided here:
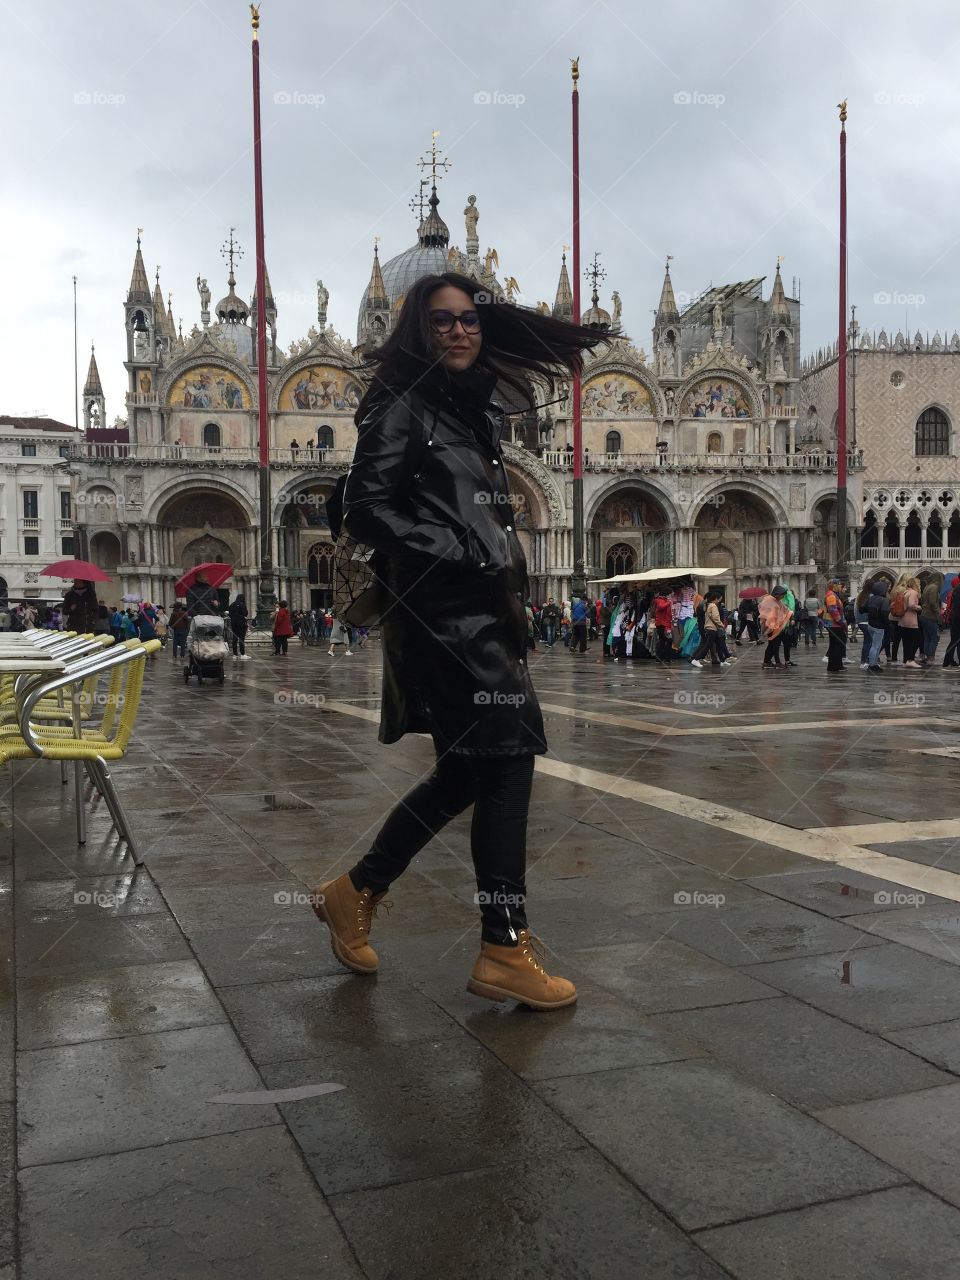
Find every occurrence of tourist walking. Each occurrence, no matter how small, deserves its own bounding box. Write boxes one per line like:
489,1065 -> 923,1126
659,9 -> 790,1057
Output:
326,611 -> 353,656
920,577 -> 942,664
169,601 -> 190,660
760,589 -> 791,668
865,579 -> 891,672
823,579 -> 848,672
62,578 -> 99,633
272,600 -> 294,655
569,595 -> 589,653
313,269 -> 610,1009
228,593 -> 249,659
941,576 -> 960,667
690,590 -> 727,668
897,577 -> 922,667
541,597 -> 560,647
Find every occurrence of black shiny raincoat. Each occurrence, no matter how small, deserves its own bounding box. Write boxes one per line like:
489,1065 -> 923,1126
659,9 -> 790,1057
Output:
342,368 -> 547,757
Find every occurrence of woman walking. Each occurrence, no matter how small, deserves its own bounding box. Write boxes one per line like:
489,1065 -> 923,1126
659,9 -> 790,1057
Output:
228,593 -> 249,660
760,588 -> 791,668
897,577 -> 922,667
313,271 -> 610,1009
326,611 -> 353,657
272,600 -> 294,655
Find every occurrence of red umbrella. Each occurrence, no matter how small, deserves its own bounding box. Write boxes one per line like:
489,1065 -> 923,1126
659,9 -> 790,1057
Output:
40,558 -> 111,583
738,586 -> 767,600
175,562 -> 233,597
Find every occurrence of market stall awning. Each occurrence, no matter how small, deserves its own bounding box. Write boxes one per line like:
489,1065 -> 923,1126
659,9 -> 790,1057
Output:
589,567 -> 728,585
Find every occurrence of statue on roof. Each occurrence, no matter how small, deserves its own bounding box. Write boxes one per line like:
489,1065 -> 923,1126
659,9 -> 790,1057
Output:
484,247 -> 499,277
611,290 -> 622,326
197,275 -> 211,313
504,276 -> 521,301
464,195 -> 479,243
317,280 -> 329,331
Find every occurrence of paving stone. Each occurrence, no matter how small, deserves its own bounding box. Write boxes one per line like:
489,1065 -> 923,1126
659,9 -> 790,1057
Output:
627,898 -> 880,967
217,974 -> 458,1064
744,867 -> 957,917
160,881 -> 320,934
816,1083 -> 960,1208
742,943 -> 960,1031
15,913 -> 193,979
17,959 -> 227,1051
18,1128 -> 362,1280
183,919 -> 345,987
696,1185 -> 960,1280
569,938 -> 781,1014
844,904 -> 960,965
16,871 -> 166,919
331,1147 -> 729,1280
0,1105 -> 12,1270
262,1038 -> 581,1196
141,851 -> 292,887
538,1060 -> 902,1230
18,1024 -> 278,1166
659,997 -> 951,1109
885,1019 -> 960,1074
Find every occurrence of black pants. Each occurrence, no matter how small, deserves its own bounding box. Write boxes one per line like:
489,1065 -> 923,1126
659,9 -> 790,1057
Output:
695,631 -> 722,664
900,629 -> 921,663
350,747 -> 535,945
273,634 -> 288,654
826,624 -> 847,671
764,636 -> 784,664
232,627 -> 247,656
943,624 -> 960,666
570,622 -> 588,652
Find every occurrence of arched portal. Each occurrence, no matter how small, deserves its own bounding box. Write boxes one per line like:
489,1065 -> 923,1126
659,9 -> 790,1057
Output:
693,488 -> 781,588
156,490 -> 252,604
592,486 -> 673,570
89,530 -> 122,572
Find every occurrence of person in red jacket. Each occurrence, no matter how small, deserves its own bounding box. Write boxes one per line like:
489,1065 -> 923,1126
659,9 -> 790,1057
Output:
272,600 -> 294,655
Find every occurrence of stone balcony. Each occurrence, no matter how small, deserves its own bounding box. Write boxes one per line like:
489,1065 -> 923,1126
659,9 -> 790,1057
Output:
67,444 -> 353,468
539,450 -> 865,475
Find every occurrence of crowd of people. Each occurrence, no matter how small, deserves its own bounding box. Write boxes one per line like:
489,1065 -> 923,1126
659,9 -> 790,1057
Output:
520,572 -> 960,675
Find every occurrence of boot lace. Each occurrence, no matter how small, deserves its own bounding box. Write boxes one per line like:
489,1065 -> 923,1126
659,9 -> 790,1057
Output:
519,930 -> 548,975
356,890 -> 392,935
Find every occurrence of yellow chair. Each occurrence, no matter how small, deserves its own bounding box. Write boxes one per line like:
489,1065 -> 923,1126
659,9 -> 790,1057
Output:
11,640 -> 161,862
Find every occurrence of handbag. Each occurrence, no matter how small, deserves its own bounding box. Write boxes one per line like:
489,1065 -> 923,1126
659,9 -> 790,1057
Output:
329,397 -> 433,627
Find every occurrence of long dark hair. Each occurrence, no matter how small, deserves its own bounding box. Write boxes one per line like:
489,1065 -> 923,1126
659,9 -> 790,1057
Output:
354,271 -> 620,421
855,576 -> 875,611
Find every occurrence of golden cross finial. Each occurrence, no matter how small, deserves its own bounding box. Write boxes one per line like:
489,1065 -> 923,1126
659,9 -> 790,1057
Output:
838,99 -> 847,122
250,4 -> 260,35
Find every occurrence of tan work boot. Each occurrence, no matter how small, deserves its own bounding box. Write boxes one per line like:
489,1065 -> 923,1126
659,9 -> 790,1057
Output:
467,928 -> 577,1010
313,873 -> 388,974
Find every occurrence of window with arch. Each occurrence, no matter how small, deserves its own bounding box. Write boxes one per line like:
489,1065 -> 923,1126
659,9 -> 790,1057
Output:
605,542 -> 635,578
203,422 -> 222,450
706,431 -> 723,453
605,430 -> 622,454
317,424 -> 334,450
915,407 -> 950,456
308,544 -> 334,586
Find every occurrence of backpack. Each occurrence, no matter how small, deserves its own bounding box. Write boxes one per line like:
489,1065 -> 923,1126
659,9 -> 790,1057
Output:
889,590 -> 906,619
328,399 -> 433,627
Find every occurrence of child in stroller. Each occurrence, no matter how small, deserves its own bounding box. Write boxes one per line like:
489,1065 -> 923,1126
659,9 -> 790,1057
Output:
185,614 -> 230,685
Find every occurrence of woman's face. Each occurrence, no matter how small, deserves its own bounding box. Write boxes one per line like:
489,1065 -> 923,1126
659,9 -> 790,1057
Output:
428,285 -> 482,372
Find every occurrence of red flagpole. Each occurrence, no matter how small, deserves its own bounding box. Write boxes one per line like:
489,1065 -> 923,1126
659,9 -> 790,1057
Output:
571,58 -> 585,596
836,100 -> 848,575
251,4 -> 276,621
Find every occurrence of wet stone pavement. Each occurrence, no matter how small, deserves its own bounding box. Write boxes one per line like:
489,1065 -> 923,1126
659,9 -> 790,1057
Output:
3,635 -> 960,1278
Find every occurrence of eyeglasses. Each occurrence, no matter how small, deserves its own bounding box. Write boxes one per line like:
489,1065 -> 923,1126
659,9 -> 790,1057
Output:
429,309 -> 481,335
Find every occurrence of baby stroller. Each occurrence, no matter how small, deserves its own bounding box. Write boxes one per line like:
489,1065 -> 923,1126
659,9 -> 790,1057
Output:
185,614 -> 229,685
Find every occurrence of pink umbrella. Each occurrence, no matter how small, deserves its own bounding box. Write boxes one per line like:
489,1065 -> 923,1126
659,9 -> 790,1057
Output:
40,558 -> 111,583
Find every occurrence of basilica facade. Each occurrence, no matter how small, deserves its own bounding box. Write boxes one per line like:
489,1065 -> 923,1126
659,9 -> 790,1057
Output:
71,167 -> 867,607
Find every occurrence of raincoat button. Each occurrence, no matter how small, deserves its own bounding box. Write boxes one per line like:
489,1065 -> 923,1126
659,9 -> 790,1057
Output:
479,562 -> 486,568
505,525 -> 513,532
492,459 -> 499,465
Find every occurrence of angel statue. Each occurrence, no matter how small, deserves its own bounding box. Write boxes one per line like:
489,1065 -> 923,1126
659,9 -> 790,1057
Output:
504,276 -> 521,301
611,291 -> 622,326
483,246 -> 499,277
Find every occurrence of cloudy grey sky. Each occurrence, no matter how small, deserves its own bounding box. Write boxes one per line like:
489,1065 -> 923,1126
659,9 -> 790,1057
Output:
3,0 -> 956,423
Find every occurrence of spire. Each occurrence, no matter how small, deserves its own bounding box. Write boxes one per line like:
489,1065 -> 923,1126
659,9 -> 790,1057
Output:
251,261 -> 277,322
82,344 -> 103,396
656,257 -> 679,323
552,250 -> 573,320
152,269 -> 168,333
418,185 -> 449,248
367,241 -> 387,305
769,259 -> 789,320
127,229 -> 151,303
166,293 -> 176,337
